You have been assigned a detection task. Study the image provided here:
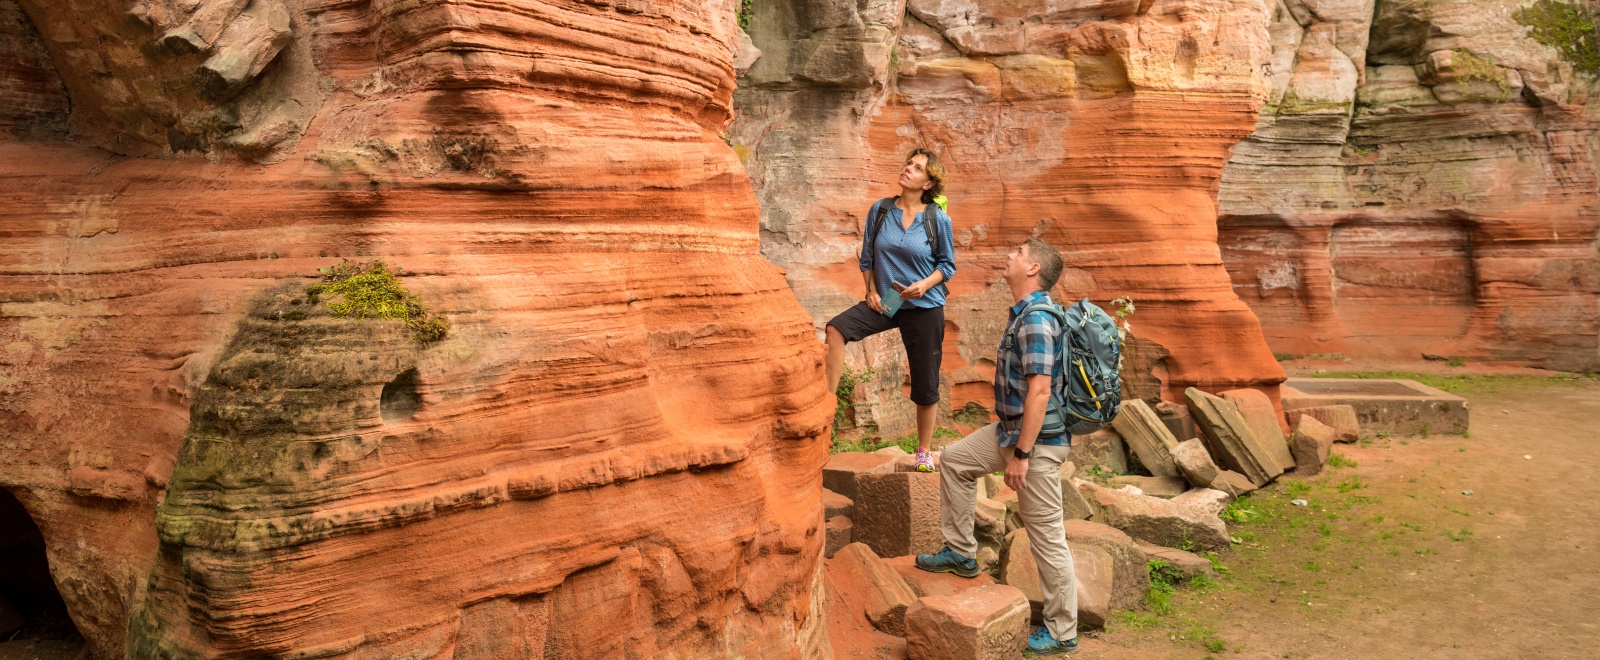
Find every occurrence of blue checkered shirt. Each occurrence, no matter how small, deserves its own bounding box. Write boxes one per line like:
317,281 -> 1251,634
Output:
994,290 -> 1067,448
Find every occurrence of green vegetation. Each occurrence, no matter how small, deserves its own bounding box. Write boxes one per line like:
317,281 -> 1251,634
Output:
832,366 -> 875,441
832,426 -> 961,455
1220,498 -> 1263,524
1327,452 -> 1358,468
737,0 -> 754,29
1514,0 -> 1600,75
1310,370 -> 1594,395
305,260 -> 449,342
1450,49 -> 1511,95
1272,88 -> 1352,115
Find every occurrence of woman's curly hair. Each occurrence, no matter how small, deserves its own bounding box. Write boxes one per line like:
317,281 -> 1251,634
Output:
907,148 -> 946,205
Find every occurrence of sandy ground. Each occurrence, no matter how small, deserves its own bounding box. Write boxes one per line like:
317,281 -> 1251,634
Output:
1085,377 -> 1600,659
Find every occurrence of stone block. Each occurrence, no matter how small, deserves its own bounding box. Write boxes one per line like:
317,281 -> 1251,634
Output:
1072,544 -> 1115,628
1172,488 -> 1230,518
1285,404 -> 1361,443
1061,519 -> 1148,611
1000,529 -> 1043,622
1290,415 -> 1336,476
1170,438 -> 1220,489
1219,388 -> 1294,472
977,473 -> 1003,500
1185,388 -> 1287,485
1058,466 -> 1095,521
884,555 -> 997,598
1136,542 -> 1213,580
904,585 -> 1030,660
1109,475 -> 1189,498
1110,399 -> 1181,477
1077,481 -> 1230,552
823,488 -> 854,520
1071,427 -> 1128,475
824,452 -> 899,502
855,472 -> 943,558
825,516 -> 853,558
874,445 -> 910,456
1281,379 -> 1465,436
1154,401 -> 1199,441
827,542 -> 920,636
1213,470 -> 1256,498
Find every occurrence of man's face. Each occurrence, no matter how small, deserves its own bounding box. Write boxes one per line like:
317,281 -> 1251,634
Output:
1006,244 -> 1033,281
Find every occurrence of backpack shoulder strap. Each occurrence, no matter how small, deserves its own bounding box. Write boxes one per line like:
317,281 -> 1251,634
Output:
864,197 -> 897,264
923,204 -> 939,257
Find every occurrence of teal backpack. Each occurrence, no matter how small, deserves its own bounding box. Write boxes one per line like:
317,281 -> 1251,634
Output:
1010,297 -> 1124,437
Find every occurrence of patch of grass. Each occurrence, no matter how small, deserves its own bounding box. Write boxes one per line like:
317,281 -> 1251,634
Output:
305,260 -> 449,342
1336,476 -> 1367,493
1446,528 -> 1474,542
1221,498 -> 1263,524
1311,370 -> 1593,395
1285,480 -> 1311,498
1328,452 -> 1358,468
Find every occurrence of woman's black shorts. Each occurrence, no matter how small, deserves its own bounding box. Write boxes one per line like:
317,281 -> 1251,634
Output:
826,302 -> 945,406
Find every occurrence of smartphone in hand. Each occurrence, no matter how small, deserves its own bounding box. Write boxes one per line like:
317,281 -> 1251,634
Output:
892,282 -> 907,292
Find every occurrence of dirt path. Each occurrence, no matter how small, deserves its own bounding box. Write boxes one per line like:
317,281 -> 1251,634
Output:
1086,378 -> 1600,659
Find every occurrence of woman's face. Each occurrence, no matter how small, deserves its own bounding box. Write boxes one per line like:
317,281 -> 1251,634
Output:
899,154 -> 932,192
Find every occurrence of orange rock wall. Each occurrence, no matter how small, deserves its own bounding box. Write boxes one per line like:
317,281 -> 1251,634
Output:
0,0 -> 832,657
733,0 -> 1285,433
1217,0 -> 1600,371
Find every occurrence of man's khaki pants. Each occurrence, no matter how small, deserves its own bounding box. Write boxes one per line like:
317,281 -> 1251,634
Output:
938,422 -> 1078,641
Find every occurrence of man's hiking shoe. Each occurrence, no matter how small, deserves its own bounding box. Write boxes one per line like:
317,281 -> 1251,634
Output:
914,546 -> 980,578
1026,627 -> 1079,655
914,450 -> 936,472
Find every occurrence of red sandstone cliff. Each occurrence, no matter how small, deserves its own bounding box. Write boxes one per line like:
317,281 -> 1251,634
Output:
0,0 -> 833,657
732,0 -> 1286,434
1218,0 -> 1600,371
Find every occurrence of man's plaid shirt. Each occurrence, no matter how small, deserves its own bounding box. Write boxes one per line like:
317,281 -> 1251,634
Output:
993,289 -> 1067,448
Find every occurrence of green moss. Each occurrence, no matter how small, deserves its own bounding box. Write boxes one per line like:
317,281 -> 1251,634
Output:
305,260 -> 449,343
1272,88 -> 1351,116
737,0 -> 754,29
1451,49 -> 1511,95
1515,0 -> 1600,75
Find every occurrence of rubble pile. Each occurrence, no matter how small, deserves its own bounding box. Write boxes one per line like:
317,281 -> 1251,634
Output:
822,389 -> 1361,658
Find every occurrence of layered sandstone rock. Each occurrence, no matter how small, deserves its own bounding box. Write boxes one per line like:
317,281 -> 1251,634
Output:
732,0 -> 1286,435
1219,0 -> 1600,371
0,0 -> 833,658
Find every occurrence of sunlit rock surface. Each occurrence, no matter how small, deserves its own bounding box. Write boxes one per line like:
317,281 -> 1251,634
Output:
733,0 -> 1287,435
1218,0 -> 1600,371
0,0 -> 832,657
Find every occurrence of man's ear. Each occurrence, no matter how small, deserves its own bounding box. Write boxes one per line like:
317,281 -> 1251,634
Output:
1026,260 -> 1041,278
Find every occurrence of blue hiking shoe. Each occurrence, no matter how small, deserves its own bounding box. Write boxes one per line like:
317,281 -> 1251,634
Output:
1026,626 -> 1080,655
914,546 -> 980,578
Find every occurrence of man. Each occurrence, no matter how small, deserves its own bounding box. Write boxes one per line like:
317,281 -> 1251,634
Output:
914,238 -> 1080,655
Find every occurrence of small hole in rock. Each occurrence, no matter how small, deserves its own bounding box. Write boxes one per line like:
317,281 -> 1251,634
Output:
0,489 -> 85,655
381,369 -> 421,423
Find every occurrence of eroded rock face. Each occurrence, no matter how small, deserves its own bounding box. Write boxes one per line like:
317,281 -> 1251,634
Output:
1219,0 -> 1600,371
0,0 -> 832,658
732,0 -> 1286,434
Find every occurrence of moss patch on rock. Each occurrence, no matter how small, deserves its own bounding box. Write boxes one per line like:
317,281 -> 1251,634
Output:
1515,0 -> 1600,75
306,260 -> 449,342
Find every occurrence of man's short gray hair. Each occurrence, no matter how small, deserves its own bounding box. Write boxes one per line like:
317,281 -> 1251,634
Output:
1024,239 -> 1063,291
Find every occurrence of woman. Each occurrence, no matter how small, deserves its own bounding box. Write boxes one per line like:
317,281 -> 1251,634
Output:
825,148 -> 957,472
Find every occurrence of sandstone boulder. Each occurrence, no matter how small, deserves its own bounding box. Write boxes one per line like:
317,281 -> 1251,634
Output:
1136,542 -> 1214,580
1172,488 -> 1232,519
1170,438 -> 1255,498
884,555 -> 997,599
904,585 -> 1030,660
1186,388 -> 1288,485
1059,468 -> 1096,521
826,516 -> 854,559
828,543 -> 920,637
1155,401 -> 1200,441
1071,428 -> 1129,476
1062,520 -> 1149,611
1071,545 -> 1117,629
1219,388 -> 1295,471
855,472 -> 944,558
1110,399 -> 1181,477
1213,470 -> 1258,498
824,488 -> 855,520
999,529 -> 1044,622
1109,476 -> 1189,498
1290,415 -> 1337,476
1077,481 -> 1230,552
1286,405 -> 1360,443
825,452 -> 900,501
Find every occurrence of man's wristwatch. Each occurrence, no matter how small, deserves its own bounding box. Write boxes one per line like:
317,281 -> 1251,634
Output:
1012,446 -> 1031,460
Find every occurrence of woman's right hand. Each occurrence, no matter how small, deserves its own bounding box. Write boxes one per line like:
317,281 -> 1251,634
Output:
866,290 -> 884,313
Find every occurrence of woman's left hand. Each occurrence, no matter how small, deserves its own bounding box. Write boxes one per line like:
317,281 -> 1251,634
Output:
901,281 -> 930,299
